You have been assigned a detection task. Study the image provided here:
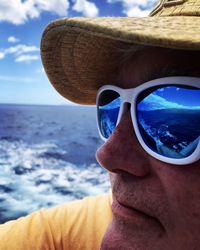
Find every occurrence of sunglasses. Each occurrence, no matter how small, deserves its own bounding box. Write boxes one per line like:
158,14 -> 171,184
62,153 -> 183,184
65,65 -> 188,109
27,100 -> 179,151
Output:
96,77 -> 200,165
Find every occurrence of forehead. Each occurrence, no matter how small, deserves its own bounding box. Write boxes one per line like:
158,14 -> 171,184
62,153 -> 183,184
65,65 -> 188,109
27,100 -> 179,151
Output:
118,47 -> 200,88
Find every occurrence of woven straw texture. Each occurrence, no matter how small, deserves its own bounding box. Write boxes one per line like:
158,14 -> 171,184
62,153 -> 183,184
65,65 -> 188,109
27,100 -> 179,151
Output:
151,0 -> 200,16
41,0 -> 200,104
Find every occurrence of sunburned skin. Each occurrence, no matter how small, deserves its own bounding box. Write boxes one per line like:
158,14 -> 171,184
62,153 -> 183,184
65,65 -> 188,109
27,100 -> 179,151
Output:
96,48 -> 200,250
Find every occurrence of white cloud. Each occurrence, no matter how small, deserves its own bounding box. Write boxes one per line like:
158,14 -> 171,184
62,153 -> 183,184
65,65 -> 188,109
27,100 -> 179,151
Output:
15,54 -> 39,63
0,0 -> 70,25
0,44 -> 40,63
126,6 -> 151,17
107,0 -> 157,17
0,52 -> 5,59
72,0 -> 99,17
5,44 -> 39,56
8,36 -> 20,43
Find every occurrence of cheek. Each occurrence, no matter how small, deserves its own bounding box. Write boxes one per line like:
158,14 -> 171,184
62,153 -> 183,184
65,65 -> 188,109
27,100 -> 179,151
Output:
109,173 -> 116,189
156,163 -> 200,224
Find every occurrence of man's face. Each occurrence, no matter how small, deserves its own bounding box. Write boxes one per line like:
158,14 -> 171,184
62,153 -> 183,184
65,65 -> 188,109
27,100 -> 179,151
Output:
96,48 -> 200,250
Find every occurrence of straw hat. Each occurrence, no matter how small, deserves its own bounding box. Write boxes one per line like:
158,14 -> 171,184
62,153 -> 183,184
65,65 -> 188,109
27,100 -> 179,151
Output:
41,0 -> 200,105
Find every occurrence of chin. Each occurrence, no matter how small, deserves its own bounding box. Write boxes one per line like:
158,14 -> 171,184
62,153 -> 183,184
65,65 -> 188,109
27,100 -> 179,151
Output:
101,217 -> 166,250
100,220 -> 130,250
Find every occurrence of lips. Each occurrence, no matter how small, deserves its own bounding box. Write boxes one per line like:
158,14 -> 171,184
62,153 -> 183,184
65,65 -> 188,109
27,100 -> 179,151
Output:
112,199 -> 163,229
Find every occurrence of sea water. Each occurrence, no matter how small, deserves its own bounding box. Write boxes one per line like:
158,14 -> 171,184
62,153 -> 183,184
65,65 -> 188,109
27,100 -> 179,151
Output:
0,104 -> 110,223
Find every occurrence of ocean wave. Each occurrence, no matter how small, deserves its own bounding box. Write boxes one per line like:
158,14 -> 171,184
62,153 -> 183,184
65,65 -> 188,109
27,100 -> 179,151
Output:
0,139 -> 110,223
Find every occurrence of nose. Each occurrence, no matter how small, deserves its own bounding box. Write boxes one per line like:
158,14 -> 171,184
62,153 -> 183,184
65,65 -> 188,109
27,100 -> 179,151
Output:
96,110 -> 151,177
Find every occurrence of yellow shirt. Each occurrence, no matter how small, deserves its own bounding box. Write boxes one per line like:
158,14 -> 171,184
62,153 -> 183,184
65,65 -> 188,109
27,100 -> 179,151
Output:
0,192 -> 112,250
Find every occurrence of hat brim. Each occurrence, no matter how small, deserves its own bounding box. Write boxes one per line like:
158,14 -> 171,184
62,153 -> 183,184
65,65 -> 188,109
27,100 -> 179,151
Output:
41,17 -> 200,104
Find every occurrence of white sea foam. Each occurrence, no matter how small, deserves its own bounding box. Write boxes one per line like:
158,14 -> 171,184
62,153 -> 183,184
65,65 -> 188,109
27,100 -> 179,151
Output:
0,139 -> 110,221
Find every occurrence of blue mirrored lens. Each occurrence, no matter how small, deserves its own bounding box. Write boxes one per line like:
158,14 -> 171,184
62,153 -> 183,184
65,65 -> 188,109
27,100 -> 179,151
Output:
98,90 -> 121,139
137,85 -> 200,159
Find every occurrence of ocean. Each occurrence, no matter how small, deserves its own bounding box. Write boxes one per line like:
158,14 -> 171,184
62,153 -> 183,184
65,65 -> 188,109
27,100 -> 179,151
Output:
0,104 -> 110,223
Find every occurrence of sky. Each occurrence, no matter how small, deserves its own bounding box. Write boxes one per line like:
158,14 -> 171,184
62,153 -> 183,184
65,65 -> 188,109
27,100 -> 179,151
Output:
0,0 -> 157,105
138,87 -> 200,111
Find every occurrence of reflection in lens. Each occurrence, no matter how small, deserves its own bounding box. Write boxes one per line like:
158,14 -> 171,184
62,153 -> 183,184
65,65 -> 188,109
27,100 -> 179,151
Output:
98,90 -> 121,139
136,85 -> 200,159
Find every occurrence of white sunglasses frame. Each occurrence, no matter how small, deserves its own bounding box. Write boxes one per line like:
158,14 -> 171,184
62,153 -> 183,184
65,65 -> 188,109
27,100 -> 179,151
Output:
96,76 -> 200,165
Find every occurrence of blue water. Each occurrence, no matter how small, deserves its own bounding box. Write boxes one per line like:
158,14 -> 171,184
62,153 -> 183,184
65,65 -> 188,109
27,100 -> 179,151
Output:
0,104 -> 110,223
138,109 -> 200,158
